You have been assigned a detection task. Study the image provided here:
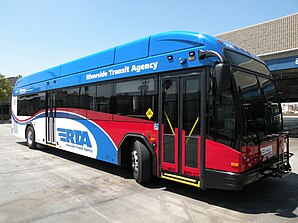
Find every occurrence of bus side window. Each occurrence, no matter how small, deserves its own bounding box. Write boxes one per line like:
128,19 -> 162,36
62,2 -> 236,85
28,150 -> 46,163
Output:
115,78 -> 157,121
96,83 -> 113,113
209,87 -> 236,147
17,93 -> 45,116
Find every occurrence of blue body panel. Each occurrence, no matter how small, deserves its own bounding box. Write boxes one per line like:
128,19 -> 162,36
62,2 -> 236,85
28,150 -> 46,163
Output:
13,31 -> 265,96
149,31 -> 204,56
265,56 -> 298,71
115,37 -> 149,63
61,48 -> 115,76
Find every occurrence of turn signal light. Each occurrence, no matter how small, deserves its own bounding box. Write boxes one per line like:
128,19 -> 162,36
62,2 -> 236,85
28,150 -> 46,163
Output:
231,162 -> 239,167
189,51 -> 195,61
149,134 -> 156,144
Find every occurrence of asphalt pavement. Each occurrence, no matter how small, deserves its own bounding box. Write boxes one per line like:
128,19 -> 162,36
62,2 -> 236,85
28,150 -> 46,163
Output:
0,123 -> 297,223
284,116 -> 298,137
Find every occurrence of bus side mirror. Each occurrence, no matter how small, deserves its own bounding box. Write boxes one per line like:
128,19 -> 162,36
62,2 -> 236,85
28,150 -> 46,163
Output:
215,63 -> 231,94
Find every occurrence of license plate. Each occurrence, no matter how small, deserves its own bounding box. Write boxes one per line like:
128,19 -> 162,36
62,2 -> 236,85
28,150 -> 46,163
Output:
260,145 -> 273,156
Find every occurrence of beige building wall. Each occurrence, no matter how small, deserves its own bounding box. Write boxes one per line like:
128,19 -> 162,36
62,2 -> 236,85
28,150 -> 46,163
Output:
215,13 -> 298,60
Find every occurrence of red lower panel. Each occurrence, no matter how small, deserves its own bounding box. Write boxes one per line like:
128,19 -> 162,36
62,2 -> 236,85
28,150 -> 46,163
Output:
206,139 -> 242,173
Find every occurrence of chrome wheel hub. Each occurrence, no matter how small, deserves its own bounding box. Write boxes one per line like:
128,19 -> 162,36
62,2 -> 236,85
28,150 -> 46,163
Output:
132,150 -> 139,173
27,130 -> 33,145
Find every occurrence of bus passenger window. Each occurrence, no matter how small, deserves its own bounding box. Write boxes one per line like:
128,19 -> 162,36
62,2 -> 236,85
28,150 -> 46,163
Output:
17,93 -> 45,116
115,78 -> 157,121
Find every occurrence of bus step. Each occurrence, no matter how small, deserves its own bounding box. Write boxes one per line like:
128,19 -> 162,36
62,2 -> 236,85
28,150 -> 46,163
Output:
161,172 -> 200,188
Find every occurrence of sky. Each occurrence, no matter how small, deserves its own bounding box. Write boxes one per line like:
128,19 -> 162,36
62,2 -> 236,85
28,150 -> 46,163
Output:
0,0 -> 297,77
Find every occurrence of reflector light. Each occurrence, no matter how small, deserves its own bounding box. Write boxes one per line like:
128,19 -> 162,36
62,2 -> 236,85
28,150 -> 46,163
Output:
189,51 -> 195,61
149,134 -> 156,144
179,57 -> 187,64
231,162 -> 239,167
189,51 -> 195,57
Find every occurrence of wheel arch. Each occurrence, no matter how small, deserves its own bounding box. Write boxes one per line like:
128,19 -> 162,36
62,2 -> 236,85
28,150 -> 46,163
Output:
118,133 -> 157,176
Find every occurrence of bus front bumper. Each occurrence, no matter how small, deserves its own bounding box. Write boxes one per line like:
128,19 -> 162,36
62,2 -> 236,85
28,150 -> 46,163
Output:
204,152 -> 293,190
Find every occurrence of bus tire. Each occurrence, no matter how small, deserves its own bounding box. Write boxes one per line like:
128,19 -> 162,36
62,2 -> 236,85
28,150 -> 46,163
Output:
26,126 -> 37,149
131,139 -> 151,184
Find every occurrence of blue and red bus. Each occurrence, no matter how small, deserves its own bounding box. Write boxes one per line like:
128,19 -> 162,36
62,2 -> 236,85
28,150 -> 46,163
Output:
12,31 -> 292,190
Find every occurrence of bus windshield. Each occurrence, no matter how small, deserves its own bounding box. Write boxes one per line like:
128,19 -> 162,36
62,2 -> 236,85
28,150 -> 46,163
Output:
233,70 -> 282,138
225,50 -> 269,76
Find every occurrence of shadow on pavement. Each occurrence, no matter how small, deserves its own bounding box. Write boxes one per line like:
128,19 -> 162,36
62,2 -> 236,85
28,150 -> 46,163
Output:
17,141 -> 297,219
16,141 -> 134,180
159,173 -> 298,219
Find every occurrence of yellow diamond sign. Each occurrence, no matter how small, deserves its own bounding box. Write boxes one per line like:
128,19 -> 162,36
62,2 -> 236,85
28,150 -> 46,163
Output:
146,108 -> 154,119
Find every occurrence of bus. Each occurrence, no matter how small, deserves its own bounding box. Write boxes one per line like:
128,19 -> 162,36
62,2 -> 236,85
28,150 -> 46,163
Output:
11,31 -> 293,190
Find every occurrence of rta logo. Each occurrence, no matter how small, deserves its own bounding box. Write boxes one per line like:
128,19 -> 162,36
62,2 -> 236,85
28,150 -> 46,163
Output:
57,128 -> 91,147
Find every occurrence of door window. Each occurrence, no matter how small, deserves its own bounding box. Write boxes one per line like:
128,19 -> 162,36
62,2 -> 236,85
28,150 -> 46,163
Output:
183,78 -> 200,168
162,79 -> 178,164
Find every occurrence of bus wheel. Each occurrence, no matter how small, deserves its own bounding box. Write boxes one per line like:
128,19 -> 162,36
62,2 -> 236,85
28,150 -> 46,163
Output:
131,139 -> 151,184
26,126 -> 37,149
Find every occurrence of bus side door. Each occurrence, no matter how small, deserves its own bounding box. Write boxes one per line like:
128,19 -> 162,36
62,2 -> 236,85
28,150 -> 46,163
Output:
46,91 -> 56,145
160,72 -> 201,178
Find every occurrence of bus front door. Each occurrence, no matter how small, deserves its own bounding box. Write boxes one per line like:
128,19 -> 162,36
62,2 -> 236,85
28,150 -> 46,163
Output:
46,92 -> 56,145
161,74 -> 201,180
